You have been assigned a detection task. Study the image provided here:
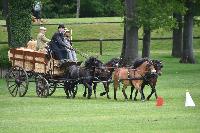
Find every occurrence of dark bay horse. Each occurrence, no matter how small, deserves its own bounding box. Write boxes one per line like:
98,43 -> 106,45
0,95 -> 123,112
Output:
130,60 -> 163,100
113,58 -> 156,101
93,58 -> 121,99
82,58 -> 121,99
64,56 -> 103,99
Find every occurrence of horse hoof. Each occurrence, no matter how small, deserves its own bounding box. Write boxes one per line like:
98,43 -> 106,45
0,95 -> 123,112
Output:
134,98 -> 137,101
83,93 -> 87,97
141,99 -> 145,102
87,96 -> 91,99
129,96 -> 132,100
100,92 -> 106,96
107,96 -> 111,99
146,97 -> 150,101
114,98 -> 117,101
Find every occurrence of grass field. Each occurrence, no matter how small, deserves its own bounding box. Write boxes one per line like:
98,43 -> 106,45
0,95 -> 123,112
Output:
0,17 -> 200,133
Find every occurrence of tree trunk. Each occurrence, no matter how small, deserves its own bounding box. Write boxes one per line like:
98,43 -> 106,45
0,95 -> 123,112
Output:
180,1 -> 195,63
124,0 -> 138,65
142,27 -> 151,58
76,0 -> 80,18
172,13 -> 182,58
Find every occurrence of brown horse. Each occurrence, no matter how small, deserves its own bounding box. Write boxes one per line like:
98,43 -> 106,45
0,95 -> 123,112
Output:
113,59 -> 156,101
130,60 -> 163,100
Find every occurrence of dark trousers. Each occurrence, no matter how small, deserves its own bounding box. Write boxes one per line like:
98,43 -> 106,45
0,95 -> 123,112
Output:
50,43 -> 69,60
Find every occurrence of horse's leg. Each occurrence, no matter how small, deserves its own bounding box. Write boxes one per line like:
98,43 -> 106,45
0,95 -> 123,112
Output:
133,90 -> 138,101
129,86 -> 134,99
64,82 -> 70,99
73,85 -> 78,98
139,88 -> 145,102
100,83 -> 107,96
83,86 -> 87,97
122,85 -> 128,100
105,82 -> 111,99
134,84 -> 144,101
147,85 -> 157,100
154,88 -> 158,99
114,82 -> 118,100
140,84 -> 145,100
64,88 -> 70,99
84,82 -> 92,99
93,82 -> 97,98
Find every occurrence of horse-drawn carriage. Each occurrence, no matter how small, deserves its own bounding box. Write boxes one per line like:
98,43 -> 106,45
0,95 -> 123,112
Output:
6,47 -> 163,100
6,47 -> 82,98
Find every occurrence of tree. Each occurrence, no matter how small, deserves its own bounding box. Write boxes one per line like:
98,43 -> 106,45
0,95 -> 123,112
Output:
180,0 -> 195,63
137,0 -> 185,58
172,13 -> 183,58
7,0 -> 33,48
122,0 -> 138,65
76,0 -> 80,18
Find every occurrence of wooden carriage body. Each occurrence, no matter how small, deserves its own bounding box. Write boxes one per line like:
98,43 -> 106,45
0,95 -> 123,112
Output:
8,48 -> 65,75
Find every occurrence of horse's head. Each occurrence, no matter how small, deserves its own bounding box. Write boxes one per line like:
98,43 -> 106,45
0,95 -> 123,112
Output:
85,56 -> 103,69
152,60 -> 163,76
144,60 -> 157,75
104,58 -> 121,70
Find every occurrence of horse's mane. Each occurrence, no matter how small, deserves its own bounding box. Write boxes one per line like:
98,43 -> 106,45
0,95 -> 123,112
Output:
132,58 -> 149,69
152,59 -> 163,68
104,58 -> 120,66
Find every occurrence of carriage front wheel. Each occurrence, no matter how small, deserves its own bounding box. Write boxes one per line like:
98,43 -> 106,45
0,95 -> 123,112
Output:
35,75 -> 49,98
6,66 -> 29,97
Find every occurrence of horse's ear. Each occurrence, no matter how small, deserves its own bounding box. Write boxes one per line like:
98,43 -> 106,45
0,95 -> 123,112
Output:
94,54 -> 99,59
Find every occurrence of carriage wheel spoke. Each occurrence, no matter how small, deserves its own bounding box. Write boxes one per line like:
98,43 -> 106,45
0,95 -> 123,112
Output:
19,83 -> 27,97
8,82 -> 16,89
14,87 -> 19,97
10,85 -> 18,97
10,84 -> 17,93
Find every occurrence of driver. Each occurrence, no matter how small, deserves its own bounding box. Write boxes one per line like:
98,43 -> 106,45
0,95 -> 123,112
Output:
49,24 -> 69,65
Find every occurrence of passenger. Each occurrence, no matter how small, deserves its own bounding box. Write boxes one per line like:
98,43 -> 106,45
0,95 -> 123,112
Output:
64,28 -> 77,62
36,26 -> 50,52
49,24 -> 69,65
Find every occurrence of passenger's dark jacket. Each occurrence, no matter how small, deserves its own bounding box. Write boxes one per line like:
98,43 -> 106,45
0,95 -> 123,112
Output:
49,32 -> 68,60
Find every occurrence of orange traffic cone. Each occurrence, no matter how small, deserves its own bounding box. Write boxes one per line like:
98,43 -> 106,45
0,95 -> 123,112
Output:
185,90 -> 195,107
156,96 -> 164,107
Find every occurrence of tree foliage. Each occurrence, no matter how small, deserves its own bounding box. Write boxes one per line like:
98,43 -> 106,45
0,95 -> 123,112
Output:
37,0 -> 123,18
136,0 -> 186,31
7,0 -> 33,48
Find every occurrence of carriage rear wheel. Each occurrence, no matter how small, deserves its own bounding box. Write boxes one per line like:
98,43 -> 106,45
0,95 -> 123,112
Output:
36,75 -> 49,98
6,66 -> 29,97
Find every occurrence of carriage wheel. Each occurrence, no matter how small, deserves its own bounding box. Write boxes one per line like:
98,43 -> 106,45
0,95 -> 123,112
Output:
35,75 -> 49,98
6,66 -> 29,97
48,82 -> 57,96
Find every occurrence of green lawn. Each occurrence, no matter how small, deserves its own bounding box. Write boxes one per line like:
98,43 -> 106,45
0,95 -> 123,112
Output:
0,53 -> 200,133
0,17 -> 200,133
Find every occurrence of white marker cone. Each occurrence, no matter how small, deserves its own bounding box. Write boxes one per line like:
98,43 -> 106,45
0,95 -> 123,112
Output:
185,90 -> 195,107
